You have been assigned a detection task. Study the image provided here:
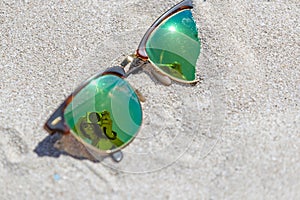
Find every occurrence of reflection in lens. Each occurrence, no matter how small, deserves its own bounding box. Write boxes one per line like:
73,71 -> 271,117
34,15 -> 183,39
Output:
64,75 -> 142,152
146,10 -> 201,82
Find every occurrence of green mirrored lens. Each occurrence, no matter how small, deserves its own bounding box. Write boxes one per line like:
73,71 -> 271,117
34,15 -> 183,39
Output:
64,75 -> 142,152
146,10 -> 200,81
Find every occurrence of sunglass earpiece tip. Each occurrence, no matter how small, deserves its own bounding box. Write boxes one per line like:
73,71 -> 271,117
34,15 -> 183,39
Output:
111,151 -> 123,162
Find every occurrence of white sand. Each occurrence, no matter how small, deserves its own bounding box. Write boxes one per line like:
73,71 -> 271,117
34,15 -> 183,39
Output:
0,0 -> 299,199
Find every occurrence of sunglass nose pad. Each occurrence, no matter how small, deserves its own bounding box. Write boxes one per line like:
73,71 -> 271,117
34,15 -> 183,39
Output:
150,69 -> 172,86
135,89 -> 146,102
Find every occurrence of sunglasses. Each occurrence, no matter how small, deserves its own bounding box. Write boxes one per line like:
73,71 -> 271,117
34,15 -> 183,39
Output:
44,0 -> 201,162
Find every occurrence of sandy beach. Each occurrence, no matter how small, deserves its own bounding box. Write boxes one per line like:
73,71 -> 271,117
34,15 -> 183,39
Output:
0,0 -> 299,199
